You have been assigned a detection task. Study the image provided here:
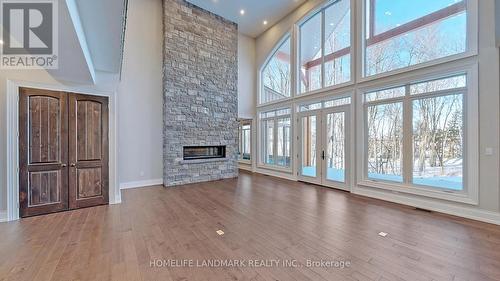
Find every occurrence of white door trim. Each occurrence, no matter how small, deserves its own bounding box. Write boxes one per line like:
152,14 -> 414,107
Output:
6,79 -> 121,222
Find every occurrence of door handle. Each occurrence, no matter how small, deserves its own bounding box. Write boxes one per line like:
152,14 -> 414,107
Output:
61,164 -> 67,168
321,150 -> 325,160
70,163 -> 76,167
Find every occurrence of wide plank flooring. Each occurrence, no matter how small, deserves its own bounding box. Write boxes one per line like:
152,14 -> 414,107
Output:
1,170 -> 500,281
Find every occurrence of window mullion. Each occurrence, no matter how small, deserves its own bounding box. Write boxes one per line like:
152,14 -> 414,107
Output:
321,9 -> 326,89
402,84 -> 413,185
292,25 -> 298,98
273,118 -> 278,166
369,0 -> 375,39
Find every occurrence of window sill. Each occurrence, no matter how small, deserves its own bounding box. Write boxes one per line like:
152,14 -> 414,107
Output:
256,164 -> 292,174
238,160 -> 252,165
357,179 -> 478,205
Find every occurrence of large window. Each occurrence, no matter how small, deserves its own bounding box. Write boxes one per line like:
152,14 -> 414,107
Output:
260,108 -> 292,168
238,121 -> 252,161
363,74 -> 466,191
364,0 -> 468,76
277,118 -> 291,166
300,12 -> 322,93
256,1 -> 478,203
299,0 -> 351,94
262,37 -> 291,104
367,100 -> 404,183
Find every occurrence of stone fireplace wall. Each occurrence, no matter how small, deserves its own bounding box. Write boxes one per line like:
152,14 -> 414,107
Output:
162,0 -> 238,186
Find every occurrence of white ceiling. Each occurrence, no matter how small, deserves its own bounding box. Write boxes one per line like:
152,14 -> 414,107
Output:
75,0 -> 125,73
185,0 -> 307,37
47,0 -> 95,83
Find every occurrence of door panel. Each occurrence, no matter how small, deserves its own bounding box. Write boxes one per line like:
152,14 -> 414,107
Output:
322,106 -> 350,190
19,88 -> 68,217
69,94 -> 109,209
77,168 -> 103,198
29,171 -> 61,206
76,101 -> 102,161
324,111 -> 346,183
28,96 -> 61,164
298,112 -> 322,184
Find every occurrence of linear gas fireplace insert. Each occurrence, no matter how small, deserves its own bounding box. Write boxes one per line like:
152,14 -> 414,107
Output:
183,146 -> 226,160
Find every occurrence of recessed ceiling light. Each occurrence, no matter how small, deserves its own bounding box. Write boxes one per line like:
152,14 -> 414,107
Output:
240,9 -> 245,15
263,20 -> 268,25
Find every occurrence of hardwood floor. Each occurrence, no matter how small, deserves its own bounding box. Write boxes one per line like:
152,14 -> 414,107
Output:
1,170 -> 500,281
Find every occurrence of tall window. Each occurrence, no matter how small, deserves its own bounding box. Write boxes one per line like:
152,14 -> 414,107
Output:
277,118 -> 291,166
367,98 -> 404,182
300,12 -> 322,93
364,74 -> 466,191
364,0 -> 468,76
300,0 -> 351,94
411,76 -> 465,190
262,36 -> 291,104
260,108 -> 292,168
238,121 -> 251,161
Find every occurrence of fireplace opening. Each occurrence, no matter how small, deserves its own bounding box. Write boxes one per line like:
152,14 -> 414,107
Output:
183,146 -> 226,160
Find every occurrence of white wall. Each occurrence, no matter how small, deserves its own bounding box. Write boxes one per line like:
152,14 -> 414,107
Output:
0,0 -> 163,213
238,33 -> 256,119
253,0 -> 500,219
496,0 -> 500,47
117,0 -> 163,187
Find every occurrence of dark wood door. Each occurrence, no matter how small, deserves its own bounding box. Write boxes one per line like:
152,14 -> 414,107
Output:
19,88 -> 69,217
19,88 -> 109,217
68,94 -> 109,209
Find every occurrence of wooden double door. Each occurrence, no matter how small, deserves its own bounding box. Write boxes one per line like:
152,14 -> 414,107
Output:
19,88 -> 109,218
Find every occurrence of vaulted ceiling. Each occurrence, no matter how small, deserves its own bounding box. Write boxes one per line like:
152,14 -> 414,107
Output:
185,0 -> 307,37
47,0 -> 126,84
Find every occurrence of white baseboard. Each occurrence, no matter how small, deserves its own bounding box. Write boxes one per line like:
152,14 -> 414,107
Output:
120,179 -> 163,190
0,211 -> 7,223
353,186 -> 500,226
109,197 -> 122,204
238,164 -> 253,172
254,167 -> 296,181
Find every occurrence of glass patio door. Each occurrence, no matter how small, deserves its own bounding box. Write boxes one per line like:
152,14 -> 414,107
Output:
298,106 -> 350,190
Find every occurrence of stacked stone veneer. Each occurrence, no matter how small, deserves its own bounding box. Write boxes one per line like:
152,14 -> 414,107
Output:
162,0 -> 238,186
